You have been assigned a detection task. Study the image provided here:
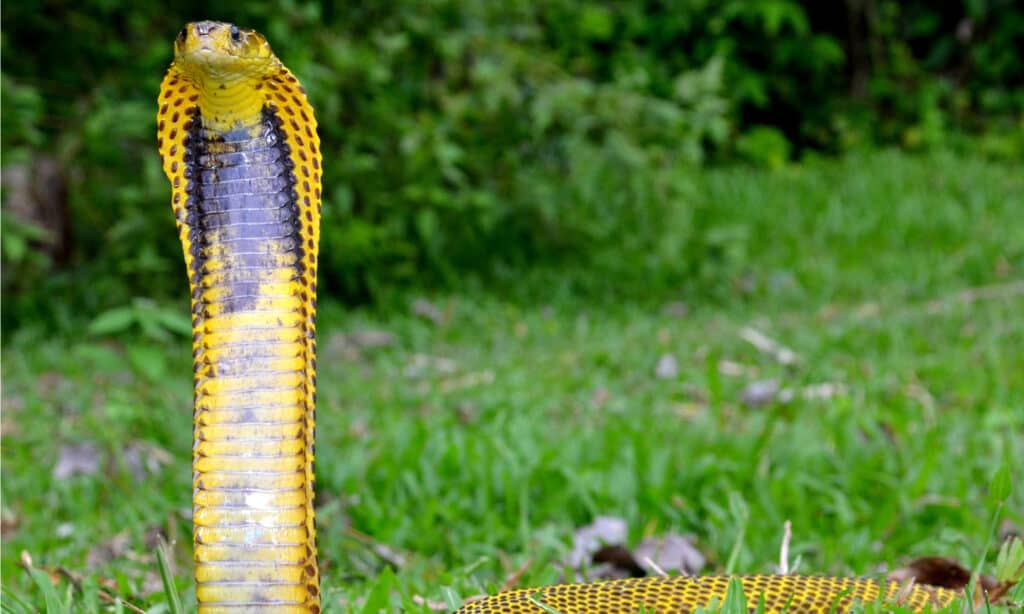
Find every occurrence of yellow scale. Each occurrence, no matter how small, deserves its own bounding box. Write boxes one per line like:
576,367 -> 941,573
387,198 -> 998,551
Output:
159,21 -> 956,614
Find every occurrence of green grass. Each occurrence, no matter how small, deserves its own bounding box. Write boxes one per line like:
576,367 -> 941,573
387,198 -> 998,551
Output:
2,149 -> 1022,611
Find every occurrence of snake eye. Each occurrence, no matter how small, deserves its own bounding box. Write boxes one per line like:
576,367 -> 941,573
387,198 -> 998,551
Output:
177,27 -> 187,43
230,25 -> 241,43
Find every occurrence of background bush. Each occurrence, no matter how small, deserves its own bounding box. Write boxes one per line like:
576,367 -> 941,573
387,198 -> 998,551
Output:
2,0 -> 1022,331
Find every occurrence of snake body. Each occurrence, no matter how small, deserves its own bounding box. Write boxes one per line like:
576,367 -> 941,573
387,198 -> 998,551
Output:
159,22 -> 956,614
158,21 -> 321,613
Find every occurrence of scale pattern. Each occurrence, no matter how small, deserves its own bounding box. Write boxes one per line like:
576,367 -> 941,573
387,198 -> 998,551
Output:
456,574 -> 957,614
157,21 -> 322,613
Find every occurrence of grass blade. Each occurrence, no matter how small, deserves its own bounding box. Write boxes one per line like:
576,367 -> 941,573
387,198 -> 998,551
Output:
156,537 -> 184,614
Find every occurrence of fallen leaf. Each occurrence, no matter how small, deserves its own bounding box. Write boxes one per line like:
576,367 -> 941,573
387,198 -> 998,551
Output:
325,333 -> 364,361
325,329 -> 396,362
739,327 -> 800,366
411,298 -> 445,325
2,507 -> 19,536
888,556 -> 998,592
592,545 -> 645,578
798,382 -> 847,401
718,360 -> 755,377
372,542 -> 407,568
440,370 -> 495,393
349,329 -> 396,348
672,402 -> 704,420
456,402 -> 478,425
501,557 -> 533,591
412,595 -> 448,611
403,353 -> 457,378
1,395 -> 24,436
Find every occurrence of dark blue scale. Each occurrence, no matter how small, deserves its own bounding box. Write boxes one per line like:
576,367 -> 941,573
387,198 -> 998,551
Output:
185,108 -> 301,314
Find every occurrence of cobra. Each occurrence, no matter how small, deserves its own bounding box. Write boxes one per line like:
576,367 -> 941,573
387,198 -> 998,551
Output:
158,21 -> 957,614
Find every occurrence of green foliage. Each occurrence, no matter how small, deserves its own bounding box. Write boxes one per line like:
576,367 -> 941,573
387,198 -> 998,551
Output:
735,126 -> 792,169
87,298 -> 190,340
155,539 -> 184,614
995,537 -> 1024,584
1,1 -> 1022,329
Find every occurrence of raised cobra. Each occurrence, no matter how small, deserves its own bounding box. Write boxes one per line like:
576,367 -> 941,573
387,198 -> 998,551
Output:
159,21 -> 957,614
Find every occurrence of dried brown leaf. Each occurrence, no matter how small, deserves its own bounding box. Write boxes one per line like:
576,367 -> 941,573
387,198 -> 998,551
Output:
412,595 -> 449,611
887,556 -> 998,592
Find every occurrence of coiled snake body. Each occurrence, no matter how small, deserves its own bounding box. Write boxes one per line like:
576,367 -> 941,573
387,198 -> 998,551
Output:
159,21 -> 956,614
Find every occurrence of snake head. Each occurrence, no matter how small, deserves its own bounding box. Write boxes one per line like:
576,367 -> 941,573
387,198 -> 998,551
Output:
173,21 -> 275,82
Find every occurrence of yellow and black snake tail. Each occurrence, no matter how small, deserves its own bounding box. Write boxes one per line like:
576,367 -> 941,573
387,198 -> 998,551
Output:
158,21 -> 321,613
455,574 -> 958,613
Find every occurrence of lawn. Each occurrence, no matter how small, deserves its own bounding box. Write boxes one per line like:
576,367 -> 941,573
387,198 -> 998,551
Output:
2,149 -> 1022,611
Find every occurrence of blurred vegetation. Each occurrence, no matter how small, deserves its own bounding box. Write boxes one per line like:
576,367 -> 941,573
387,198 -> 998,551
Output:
2,0 -> 1022,332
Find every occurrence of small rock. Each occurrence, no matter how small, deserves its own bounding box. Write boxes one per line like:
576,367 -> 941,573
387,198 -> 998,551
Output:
741,379 -> 780,407
655,354 -> 678,380
53,443 -> 101,480
634,534 -> 705,575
